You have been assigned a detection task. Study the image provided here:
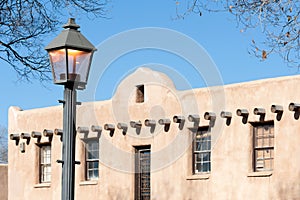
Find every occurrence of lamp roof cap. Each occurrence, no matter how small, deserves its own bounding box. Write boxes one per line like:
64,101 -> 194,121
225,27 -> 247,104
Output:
45,18 -> 96,52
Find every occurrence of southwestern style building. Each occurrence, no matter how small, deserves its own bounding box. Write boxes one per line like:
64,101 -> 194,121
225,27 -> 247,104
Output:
8,68 -> 300,199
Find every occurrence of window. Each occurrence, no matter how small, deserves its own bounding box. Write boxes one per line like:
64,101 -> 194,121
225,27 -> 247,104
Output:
252,121 -> 274,172
136,85 -> 144,103
193,127 -> 211,174
134,146 -> 151,200
40,144 -> 51,183
85,140 -> 99,180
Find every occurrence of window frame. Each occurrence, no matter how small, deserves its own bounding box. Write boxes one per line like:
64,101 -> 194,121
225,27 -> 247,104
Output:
84,139 -> 99,181
251,121 -> 274,172
192,126 -> 211,174
39,143 -> 51,183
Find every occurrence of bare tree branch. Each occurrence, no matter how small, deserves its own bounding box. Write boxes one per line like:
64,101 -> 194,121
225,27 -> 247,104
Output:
175,0 -> 300,68
0,126 -> 7,163
0,0 -> 109,81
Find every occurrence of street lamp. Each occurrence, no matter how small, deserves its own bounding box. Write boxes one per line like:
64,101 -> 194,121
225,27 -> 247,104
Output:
45,18 -> 96,200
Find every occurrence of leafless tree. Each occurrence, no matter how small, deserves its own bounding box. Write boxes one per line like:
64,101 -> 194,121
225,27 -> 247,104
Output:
0,126 -> 7,163
0,0 -> 108,81
175,0 -> 300,68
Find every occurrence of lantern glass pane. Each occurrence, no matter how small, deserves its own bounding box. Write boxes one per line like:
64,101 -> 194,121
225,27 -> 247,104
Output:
49,49 -> 67,83
67,49 -> 92,83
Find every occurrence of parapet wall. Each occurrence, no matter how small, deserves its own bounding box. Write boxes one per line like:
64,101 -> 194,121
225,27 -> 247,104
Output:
7,68 -> 300,200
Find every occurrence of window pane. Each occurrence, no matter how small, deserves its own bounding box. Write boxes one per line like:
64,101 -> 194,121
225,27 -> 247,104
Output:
269,137 -> 274,147
202,139 -> 208,150
89,151 -> 95,159
91,150 -> 99,159
265,149 -> 271,158
40,145 -> 51,183
194,152 -> 210,173
256,138 -> 263,148
202,163 -> 210,172
264,159 -> 272,170
88,162 -> 94,169
195,162 -> 211,173
195,141 -> 201,151
94,169 -> 99,178
86,141 -> 99,159
253,122 -> 274,171
86,143 -> 92,151
86,140 -> 99,180
270,149 -> 273,158
49,49 -> 67,82
195,163 -> 201,173
256,127 -> 263,137
193,128 -> 211,174
87,152 -> 93,159
263,125 -> 270,134
94,162 -> 99,169
269,126 -> 274,135
67,50 -> 91,83
203,153 -> 210,162
88,170 -> 93,179
94,150 -> 99,158
256,150 -> 264,160
93,142 -> 99,150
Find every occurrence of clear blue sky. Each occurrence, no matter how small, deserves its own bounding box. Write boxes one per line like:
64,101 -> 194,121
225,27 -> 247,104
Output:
0,0 -> 298,128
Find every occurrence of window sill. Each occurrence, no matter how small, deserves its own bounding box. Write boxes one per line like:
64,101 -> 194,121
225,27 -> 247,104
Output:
247,171 -> 273,177
79,180 -> 98,186
34,183 -> 51,188
186,173 -> 210,180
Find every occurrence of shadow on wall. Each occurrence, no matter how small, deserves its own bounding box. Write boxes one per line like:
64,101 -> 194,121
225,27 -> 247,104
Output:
274,181 -> 300,200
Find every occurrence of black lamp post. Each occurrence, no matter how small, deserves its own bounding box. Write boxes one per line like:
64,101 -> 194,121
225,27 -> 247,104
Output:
45,18 -> 96,200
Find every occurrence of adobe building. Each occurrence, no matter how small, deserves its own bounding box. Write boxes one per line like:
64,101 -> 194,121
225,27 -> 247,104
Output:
8,67 -> 300,199
0,164 -> 8,200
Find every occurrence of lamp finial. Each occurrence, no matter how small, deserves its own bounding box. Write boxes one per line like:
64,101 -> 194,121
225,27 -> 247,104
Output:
63,18 -> 80,30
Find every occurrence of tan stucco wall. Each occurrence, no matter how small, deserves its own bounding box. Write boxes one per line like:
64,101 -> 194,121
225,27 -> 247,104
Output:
0,164 -> 8,200
8,67 -> 300,199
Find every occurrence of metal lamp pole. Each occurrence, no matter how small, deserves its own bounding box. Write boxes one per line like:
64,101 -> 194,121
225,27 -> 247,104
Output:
45,18 -> 96,200
61,83 -> 77,200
